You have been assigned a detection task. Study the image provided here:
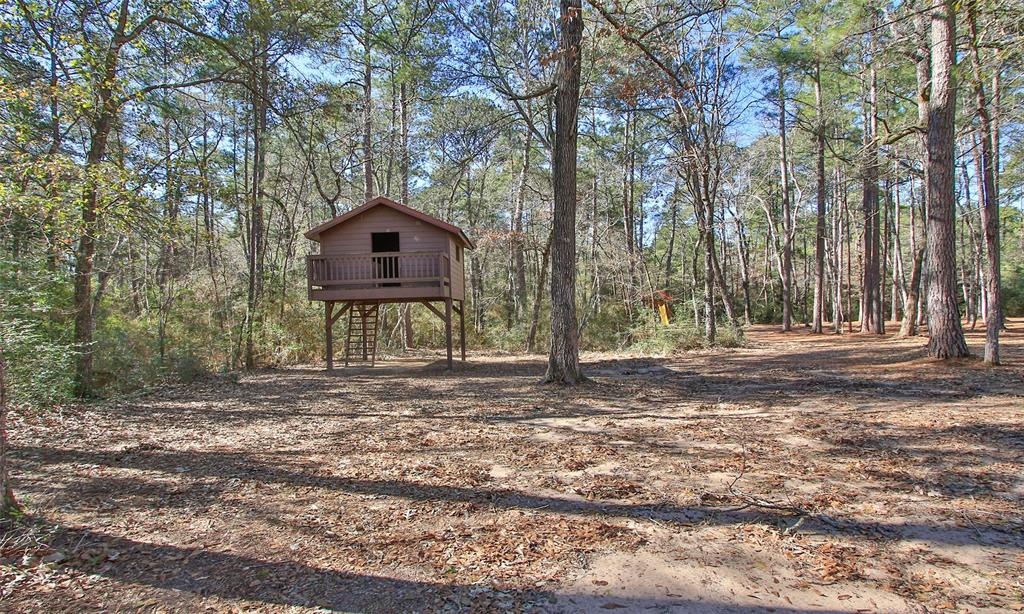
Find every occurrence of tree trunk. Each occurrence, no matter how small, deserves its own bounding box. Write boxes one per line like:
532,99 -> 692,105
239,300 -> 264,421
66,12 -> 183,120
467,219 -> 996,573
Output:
711,244 -> 737,326
399,81 -> 414,348
73,76 -> 118,397
900,247 -> 925,337
544,0 -> 584,384
362,0 -> 375,201
900,14 -> 931,339
512,130 -> 530,320
527,231 -> 552,353
735,216 -> 753,326
924,0 -> 969,359
400,82 -> 410,204
622,110 -> 636,304
891,166 -> 906,322
0,351 -> 19,517
812,66 -> 826,333
245,46 -> 269,370
778,67 -> 793,332
703,229 -> 716,343
966,4 -> 1001,364
832,165 -> 845,333
860,60 -> 883,334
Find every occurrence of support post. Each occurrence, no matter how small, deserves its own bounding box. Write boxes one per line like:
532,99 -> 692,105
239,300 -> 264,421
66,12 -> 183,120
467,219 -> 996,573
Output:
459,299 -> 466,361
326,301 -> 334,371
445,297 -> 453,371
361,304 -> 369,360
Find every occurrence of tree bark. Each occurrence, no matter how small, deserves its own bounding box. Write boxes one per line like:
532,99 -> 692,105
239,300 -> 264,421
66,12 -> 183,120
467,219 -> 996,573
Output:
527,231 -> 552,354
73,25 -> 123,397
860,60 -> 883,334
778,67 -> 793,332
399,81 -> 414,348
512,130 -> 530,319
244,44 -> 269,370
924,0 -> 969,358
0,351 -> 20,517
544,0 -> 584,384
622,109 -> 637,307
966,4 -> 1001,364
812,66 -> 826,334
362,0 -> 375,201
703,230 -> 716,343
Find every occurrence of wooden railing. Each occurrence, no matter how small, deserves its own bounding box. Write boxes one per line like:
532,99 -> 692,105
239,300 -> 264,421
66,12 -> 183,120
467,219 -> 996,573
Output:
307,251 -> 450,289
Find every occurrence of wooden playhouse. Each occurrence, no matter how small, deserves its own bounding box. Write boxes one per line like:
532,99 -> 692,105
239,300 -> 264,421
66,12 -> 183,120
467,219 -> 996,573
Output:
305,196 -> 473,370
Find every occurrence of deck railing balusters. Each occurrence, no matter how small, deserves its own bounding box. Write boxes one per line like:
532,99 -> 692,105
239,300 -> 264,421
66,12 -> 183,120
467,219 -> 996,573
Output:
308,251 -> 451,288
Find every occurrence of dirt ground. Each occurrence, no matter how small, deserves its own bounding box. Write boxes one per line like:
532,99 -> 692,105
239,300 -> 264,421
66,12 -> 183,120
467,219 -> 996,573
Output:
3,321 -> 1023,613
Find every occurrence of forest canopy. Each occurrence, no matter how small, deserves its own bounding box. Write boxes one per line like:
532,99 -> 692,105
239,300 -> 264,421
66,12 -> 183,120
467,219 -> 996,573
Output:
0,0 -> 1021,404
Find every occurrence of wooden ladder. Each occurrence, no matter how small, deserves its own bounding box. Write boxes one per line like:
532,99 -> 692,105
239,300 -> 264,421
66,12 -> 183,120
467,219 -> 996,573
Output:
345,303 -> 380,367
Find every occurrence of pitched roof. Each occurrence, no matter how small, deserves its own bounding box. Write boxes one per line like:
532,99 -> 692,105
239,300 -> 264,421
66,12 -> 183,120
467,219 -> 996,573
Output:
304,196 -> 474,248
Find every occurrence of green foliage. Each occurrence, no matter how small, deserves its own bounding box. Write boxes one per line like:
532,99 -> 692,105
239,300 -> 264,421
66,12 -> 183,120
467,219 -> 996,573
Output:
0,317 -> 76,409
627,320 -> 745,355
0,258 -> 75,409
1003,265 -> 1024,318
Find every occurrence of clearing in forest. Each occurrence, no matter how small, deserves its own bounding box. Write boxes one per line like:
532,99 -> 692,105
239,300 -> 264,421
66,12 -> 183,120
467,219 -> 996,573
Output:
4,324 -> 1023,613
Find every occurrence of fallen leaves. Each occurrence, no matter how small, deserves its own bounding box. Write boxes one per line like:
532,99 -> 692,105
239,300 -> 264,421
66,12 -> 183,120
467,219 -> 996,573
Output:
5,333 -> 1023,612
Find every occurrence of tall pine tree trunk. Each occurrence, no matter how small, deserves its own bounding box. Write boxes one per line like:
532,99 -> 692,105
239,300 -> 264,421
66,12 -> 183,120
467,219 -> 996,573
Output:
860,61 -> 883,334
245,47 -> 269,370
902,15 -> 931,338
512,130 -> 530,319
399,81 -> 414,347
924,0 -> 969,358
812,67 -> 826,334
778,68 -> 793,332
544,0 -> 584,384
966,4 -> 1001,364
362,0 -> 375,201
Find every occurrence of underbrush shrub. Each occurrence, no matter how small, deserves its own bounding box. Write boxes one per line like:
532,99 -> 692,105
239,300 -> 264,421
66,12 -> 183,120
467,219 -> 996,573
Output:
1003,264 -> 1024,317
627,320 -> 745,355
627,321 -> 703,354
93,312 -> 159,393
0,318 -> 75,409
0,257 -> 75,408
476,321 -> 529,353
580,302 -> 630,350
715,324 -> 745,347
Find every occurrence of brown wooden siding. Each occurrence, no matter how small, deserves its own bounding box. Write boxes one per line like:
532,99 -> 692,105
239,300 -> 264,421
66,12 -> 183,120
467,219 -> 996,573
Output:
308,205 -> 468,304
448,237 -> 466,301
318,207 -> 449,255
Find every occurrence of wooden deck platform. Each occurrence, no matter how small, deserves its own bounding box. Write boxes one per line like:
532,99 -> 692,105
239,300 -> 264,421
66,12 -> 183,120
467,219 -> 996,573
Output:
307,251 -> 453,302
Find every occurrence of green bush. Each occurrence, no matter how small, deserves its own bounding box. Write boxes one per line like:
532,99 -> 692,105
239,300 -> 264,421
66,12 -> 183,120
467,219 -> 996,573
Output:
627,320 -> 744,355
1003,265 -> 1024,317
0,318 -> 75,408
0,256 -> 75,408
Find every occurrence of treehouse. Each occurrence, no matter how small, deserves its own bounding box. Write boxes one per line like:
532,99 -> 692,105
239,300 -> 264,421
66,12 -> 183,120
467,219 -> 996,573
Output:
305,196 -> 473,370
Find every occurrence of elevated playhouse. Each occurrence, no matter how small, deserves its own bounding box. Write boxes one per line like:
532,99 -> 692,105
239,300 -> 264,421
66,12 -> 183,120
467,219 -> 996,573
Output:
305,196 -> 473,369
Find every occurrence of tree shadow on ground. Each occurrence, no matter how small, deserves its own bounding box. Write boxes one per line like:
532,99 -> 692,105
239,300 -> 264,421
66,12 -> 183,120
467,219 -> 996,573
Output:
16,445 -> 1023,549
102,349 -> 1020,432
14,523 -> 863,613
